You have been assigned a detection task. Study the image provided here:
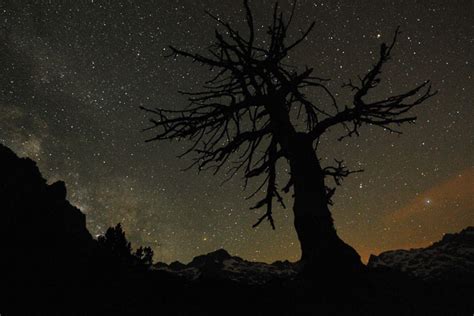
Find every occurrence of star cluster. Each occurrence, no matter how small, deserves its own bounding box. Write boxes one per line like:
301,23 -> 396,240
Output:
0,0 -> 472,263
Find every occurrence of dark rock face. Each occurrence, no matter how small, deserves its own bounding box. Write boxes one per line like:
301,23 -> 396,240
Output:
48,180 -> 67,201
169,261 -> 187,271
0,143 -> 171,314
0,144 -> 90,237
368,227 -> 474,283
189,248 -> 232,268
0,143 -> 94,285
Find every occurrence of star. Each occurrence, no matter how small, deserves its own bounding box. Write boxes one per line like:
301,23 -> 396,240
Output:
0,0 -> 471,264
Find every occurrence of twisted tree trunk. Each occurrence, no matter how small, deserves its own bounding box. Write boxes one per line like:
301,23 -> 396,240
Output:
288,133 -> 364,272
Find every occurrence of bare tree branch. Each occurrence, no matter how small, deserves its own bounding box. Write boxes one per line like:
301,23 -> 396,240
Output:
144,3 -> 436,230
310,27 -> 437,141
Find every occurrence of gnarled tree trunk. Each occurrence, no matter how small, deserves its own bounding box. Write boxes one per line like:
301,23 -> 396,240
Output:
143,1 -> 434,277
288,133 -> 364,272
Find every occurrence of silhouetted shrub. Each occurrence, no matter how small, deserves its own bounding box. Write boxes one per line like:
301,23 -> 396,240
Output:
97,223 -> 153,269
135,246 -> 154,267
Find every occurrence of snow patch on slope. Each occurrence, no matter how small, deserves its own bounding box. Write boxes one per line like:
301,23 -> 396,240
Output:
368,227 -> 474,282
153,249 -> 298,285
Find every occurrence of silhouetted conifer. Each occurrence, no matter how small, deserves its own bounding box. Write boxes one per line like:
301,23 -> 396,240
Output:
98,223 -> 153,268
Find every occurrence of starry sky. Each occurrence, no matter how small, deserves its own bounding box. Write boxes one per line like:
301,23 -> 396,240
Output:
1,0 -> 472,263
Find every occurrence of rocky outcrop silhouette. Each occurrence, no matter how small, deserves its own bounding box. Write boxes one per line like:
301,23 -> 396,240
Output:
0,144 -> 96,288
368,227 -> 474,283
0,144 -> 91,241
0,143 -> 163,314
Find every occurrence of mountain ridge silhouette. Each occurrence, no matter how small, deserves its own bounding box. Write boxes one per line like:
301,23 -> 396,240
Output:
1,143 -> 473,314
368,226 -> 474,282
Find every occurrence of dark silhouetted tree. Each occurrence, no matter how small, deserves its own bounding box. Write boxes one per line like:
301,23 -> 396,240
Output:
135,246 -> 154,267
98,223 -> 154,269
142,1 -> 435,271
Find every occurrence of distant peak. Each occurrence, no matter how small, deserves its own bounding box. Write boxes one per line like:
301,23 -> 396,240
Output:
461,226 -> 474,234
187,248 -> 235,269
368,226 -> 474,282
205,248 -> 231,259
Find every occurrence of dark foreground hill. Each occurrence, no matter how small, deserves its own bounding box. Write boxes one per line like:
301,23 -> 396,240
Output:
1,143 -> 473,315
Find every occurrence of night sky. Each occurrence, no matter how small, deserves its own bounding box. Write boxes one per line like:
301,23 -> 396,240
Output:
1,0 -> 472,264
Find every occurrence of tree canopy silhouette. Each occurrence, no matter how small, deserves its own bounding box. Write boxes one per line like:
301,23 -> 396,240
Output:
98,223 -> 154,269
142,1 -> 436,270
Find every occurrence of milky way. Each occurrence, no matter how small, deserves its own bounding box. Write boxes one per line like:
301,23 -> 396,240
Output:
1,0 -> 472,263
